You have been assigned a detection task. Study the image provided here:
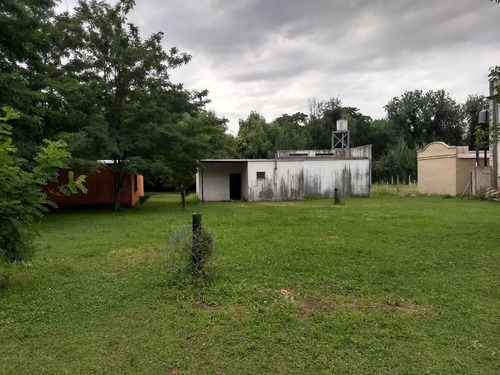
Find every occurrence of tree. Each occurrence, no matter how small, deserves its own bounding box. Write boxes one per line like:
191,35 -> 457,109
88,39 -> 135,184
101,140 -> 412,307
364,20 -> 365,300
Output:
272,112 -> 308,151
462,94 -> 488,149
305,97 -> 343,149
0,0 -> 70,158
162,111 -> 236,208
373,137 -> 417,183
1,107 -> 86,266
237,111 -> 276,158
342,106 -> 373,148
58,0 -> 201,210
364,119 -> 395,160
385,89 -> 463,148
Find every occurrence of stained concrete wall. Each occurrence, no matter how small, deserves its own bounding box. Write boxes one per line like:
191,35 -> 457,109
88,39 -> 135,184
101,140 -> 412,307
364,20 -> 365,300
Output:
276,145 -> 372,160
197,162 -> 248,201
246,158 -> 370,201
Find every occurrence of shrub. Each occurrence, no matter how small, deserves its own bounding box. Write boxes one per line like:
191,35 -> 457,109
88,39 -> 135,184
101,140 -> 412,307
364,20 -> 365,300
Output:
166,224 -> 216,280
0,107 -> 86,265
138,194 -> 151,206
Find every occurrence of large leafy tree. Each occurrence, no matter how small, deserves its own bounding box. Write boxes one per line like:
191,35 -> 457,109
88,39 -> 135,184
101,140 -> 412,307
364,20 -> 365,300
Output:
462,94 -> 488,149
305,97 -> 343,149
237,111 -> 308,158
385,89 -> 463,148
162,111 -> 236,208
373,137 -> 417,183
0,0 -> 67,157
364,119 -> 395,160
59,0 -> 201,210
237,111 -> 276,158
272,112 -> 308,151
1,108 -> 86,267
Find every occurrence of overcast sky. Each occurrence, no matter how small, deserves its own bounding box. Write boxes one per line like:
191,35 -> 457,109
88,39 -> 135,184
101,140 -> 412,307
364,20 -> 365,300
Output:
59,0 -> 500,133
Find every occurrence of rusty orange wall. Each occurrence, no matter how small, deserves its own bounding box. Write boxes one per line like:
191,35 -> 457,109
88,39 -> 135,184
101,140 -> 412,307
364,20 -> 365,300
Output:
43,168 -> 144,208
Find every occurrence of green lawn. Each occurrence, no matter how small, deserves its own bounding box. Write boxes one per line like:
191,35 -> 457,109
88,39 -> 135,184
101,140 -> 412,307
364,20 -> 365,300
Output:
1,193 -> 499,374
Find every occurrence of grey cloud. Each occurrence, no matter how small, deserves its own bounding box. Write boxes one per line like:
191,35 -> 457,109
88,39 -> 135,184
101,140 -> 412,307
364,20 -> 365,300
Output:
60,0 -> 500,131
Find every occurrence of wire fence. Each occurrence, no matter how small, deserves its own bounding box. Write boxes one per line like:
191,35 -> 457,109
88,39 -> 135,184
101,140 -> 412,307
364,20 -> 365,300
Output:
165,224 -> 216,277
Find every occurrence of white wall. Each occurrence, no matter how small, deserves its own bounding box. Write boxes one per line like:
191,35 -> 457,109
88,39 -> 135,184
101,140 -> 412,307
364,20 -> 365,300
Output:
246,159 -> 370,201
198,162 -> 248,201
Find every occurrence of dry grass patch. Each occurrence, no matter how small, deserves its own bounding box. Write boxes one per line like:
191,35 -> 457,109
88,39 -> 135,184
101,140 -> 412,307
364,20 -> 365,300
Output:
297,298 -> 336,319
375,300 -> 432,317
258,202 -> 297,206
107,245 -> 160,266
295,294 -> 432,319
191,300 -> 215,313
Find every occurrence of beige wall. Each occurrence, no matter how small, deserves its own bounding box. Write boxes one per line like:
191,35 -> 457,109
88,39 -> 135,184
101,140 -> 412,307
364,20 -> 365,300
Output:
418,142 -> 457,195
456,159 -> 476,195
418,142 -> 489,195
472,166 -> 492,194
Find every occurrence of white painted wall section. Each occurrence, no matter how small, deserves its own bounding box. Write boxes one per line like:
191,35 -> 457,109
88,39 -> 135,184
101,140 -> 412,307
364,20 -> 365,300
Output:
198,162 -> 248,201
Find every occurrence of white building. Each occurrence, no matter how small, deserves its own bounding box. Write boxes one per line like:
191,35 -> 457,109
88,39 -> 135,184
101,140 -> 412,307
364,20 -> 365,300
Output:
196,146 -> 372,202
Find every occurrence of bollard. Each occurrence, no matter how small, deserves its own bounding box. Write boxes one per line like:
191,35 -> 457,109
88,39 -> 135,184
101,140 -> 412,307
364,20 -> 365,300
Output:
192,213 -> 202,273
334,188 -> 340,205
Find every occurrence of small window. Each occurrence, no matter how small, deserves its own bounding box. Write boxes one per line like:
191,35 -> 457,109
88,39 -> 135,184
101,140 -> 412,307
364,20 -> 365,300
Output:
256,171 -> 266,179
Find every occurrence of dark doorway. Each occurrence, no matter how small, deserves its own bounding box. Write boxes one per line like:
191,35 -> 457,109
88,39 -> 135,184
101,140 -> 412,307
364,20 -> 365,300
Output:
229,173 -> 242,200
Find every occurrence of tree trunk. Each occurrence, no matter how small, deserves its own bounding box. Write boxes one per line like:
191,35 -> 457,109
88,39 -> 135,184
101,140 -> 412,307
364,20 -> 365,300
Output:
113,171 -> 121,211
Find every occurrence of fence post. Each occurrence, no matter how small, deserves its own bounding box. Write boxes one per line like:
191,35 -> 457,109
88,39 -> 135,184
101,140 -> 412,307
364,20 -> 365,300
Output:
192,213 -> 202,273
334,188 -> 340,205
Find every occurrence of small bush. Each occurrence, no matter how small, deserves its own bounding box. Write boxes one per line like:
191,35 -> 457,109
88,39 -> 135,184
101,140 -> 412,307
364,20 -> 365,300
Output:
166,224 -> 216,281
138,194 -> 151,205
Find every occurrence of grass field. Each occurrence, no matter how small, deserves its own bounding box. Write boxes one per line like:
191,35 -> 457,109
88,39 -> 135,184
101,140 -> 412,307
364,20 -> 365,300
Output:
1,192 -> 499,374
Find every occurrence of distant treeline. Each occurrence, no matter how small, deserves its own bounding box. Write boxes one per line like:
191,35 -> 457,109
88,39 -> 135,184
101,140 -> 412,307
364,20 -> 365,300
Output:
234,91 -> 488,181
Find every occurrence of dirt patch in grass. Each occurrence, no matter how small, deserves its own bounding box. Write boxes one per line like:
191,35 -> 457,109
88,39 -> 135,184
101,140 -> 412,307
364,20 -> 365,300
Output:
375,300 -> 431,317
0,272 -> 33,286
295,295 -> 431,319
259,202 -> 297,206
191,300 -> 215,313
225,304 -> 244,320
108,245 -> 160,266
297,298 -> 336,318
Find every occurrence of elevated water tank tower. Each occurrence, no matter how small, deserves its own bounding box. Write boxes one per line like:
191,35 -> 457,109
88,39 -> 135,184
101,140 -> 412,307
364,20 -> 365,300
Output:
332,119 -> 349,149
